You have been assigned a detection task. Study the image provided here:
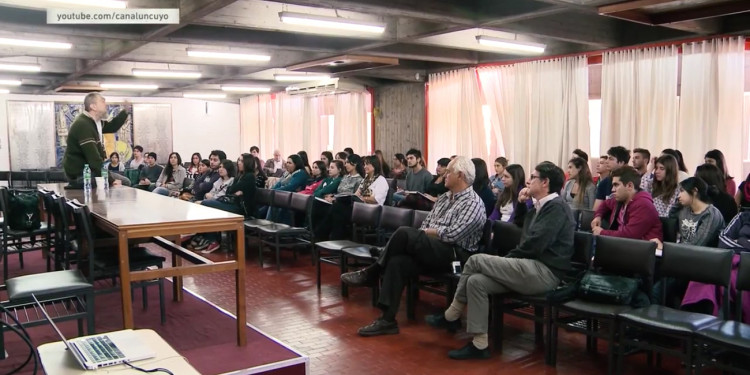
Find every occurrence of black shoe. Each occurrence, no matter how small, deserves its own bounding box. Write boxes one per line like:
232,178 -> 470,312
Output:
369,246 -> 383,258
448,342 -> 491,360
358,319 -> 399,337
340,267 -> 379,287
425,314 -> 461,333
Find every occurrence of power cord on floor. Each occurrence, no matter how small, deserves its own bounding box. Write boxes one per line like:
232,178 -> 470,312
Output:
123,361 -> 175,375
0,304 -> 38,375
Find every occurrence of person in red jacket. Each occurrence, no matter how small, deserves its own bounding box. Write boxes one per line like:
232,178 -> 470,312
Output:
592,166 -> 663,241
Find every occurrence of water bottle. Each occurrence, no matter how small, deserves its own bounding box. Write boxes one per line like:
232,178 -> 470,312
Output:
101,165 -> 109,190
83,164 -> 92,194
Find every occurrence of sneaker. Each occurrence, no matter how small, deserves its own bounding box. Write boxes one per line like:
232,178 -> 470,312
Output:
180,234 -> 194,244
448,342 -> 491,360
357,319 -> 399,337
190,235 -> 203,247
194,238 -> 211,251
201,242 -> 220,254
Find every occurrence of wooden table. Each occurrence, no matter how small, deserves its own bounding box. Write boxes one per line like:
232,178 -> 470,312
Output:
39,183 -> 246,346
38,329 -> 202,374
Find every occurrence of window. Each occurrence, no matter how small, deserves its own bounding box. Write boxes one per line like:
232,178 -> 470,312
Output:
327,115 -> 335,151
366,111 -> 372,155
589,99 -> 602,158
481,105 -> 492,156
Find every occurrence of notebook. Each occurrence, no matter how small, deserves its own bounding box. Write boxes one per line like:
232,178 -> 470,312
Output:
32,294 -> 155,370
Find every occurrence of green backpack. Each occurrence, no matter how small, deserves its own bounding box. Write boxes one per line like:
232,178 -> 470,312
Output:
8,191 -> 41,231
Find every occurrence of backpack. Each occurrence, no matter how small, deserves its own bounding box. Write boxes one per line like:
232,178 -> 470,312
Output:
8,190 -> 42,231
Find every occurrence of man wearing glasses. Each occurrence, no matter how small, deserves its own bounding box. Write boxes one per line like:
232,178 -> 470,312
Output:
427,161 -> 575,360
340,156 -> 486,338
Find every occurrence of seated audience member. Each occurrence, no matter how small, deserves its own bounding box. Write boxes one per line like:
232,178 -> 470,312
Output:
314,160 -> 344,198
471,158 -> 495,217
126,145 -> 145,170
640,155 -> 680,217
592,166 -> 662,241
299,161 -> 327,195
315,156 -> 388,240
335,151 -> 349,162
264,154 -> 309,222
661,148 -> 690,182
650,177 -> 725,306
298,150 -> 312,175
563,157 -> 596,210
737,173 -> 750,211
572,148 -> 589,162
392,149 -> 433,204
631,148 -> 650,177
595,155 -> 610,186
186,152 -> 201,180
191,151 -> 225,201
136,152 -> 163,191
252,156 -> 267,188
593,146 -> 630,211
705,149 -> 736,196
390,153 -> 407,180
153,152 -> 187,196
310,157 -> 360,232
320,151 -> 334,166
202,153 -> 257,217
374,150 -> 391,178
398,157 -> 450,211
490,157 -> 508,197
340,156 -> 486,337
344,147 -> 354,155
427,161 -> 574,359
695,163 -> 737,224
263,149 -> 285,177
250,146 -> 263,166
489,164 -> 528,226
193,160 -> 237,253
682,211 -> 750,322
108,152 -> 124,172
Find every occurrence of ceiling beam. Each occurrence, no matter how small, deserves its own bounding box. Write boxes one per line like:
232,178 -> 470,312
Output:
493,12 -> 619,48
598,0 -> 676,15
651,1 -> 750,25
37,0 -> 242,93
480,6 -> 568,26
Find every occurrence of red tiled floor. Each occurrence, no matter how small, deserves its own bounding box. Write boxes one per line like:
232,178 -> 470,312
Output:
173,241 -> 702,375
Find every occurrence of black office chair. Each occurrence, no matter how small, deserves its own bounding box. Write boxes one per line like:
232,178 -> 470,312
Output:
257,193 -> 313,270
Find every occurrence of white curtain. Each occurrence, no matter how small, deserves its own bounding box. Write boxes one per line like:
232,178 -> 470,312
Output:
427,68 -> 486,164
7,101 -> 55,170
478,56 -> 589,173
678,37 -> 745,177
600,46 -> 678,159
333,92 -> 370,155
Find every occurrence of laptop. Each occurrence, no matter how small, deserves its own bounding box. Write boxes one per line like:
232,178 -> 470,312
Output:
32,294 -> 155,370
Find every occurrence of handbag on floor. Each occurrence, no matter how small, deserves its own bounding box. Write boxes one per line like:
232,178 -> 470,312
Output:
8,190 -> 42,231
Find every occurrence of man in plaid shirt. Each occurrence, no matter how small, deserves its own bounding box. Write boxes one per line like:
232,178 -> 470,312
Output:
341,156 -> 486,337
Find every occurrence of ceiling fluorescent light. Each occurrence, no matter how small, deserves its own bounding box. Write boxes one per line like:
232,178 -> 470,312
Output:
279,12 -> 385,34
132,69 -> 201,79
221,86 -> 271,93
0,89 -> 9,94
476,36 -> 546,54
0,63 -> 41,72
0,79 -> 22,86
0,37 -> 72,49
100,83 -> 158,90
274,74 -> 330,82
49,0 -> 127,8
187,50 -> 271,62
183,93 -> 227,99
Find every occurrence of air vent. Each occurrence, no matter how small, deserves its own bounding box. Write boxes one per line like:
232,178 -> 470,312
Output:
54,84 -> 103,93
285,78 -> 365,96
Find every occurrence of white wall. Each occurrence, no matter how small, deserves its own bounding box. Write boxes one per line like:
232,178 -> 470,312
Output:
0,94 -> 241,170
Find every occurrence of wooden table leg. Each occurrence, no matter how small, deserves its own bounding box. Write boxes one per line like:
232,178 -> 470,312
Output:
172,253 -> 183,302
235,224 -> 246,346
118,231 -> 134,329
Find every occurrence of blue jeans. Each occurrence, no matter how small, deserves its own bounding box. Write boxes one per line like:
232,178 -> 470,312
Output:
201,199 -> 244,215
153,187 -> 170,196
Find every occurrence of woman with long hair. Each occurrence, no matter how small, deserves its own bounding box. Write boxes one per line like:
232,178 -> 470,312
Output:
314,160 -> 344,198
270,154 -> 309,192
471,158 -> 495,217
641,155 -> 680,217
489,164 -> 528,226
202,159 -> 236,201
186,152 -> 201,179
374,150 -> 391,178
202,154 -> 257,216
390,153 -> 407,179
695,163 -> 737,224
661,149 -> 689,181
300,160 -> 328,195
253,156 -> 267,188
563,157 -> 596,210
153,152 -> 187,197
490,157 -> 508,196
320,151 -> 334,166
297,150 -> 312,175
705,149 -> 736,196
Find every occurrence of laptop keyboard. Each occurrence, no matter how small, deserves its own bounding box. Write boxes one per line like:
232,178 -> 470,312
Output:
80,336 -> 126,363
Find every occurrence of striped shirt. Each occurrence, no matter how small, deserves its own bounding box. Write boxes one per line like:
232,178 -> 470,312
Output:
420,186 -> 486,252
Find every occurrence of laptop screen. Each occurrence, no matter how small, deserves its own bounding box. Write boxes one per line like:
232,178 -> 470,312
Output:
31,294 -> 74,350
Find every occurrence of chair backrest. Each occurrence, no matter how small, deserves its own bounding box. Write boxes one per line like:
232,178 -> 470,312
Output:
379,206 -> 414,231
66,200 -> 97,281
289,193 -> 312,213
27,170 -> 48,187
0,187 -> 11,230
0,171 -> 9,183
182,178 -> 194,189
385,178 -> 397,191
351,202 -> 382,227
572,231 -> 594,270
660,217 -> 678,243
593,236 -> 656,289
412,210 -> 429,229
385,187 -> 394,207
271,190 -> 292,208
738,252 -> 750,292
477,219 -> 493,254
396,179 -> 406,190
47,170 -> 68,183
255,188 -> 274,207
10,171 -> 28,188
491,220 -> 523,256
579,209 -> 596,232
